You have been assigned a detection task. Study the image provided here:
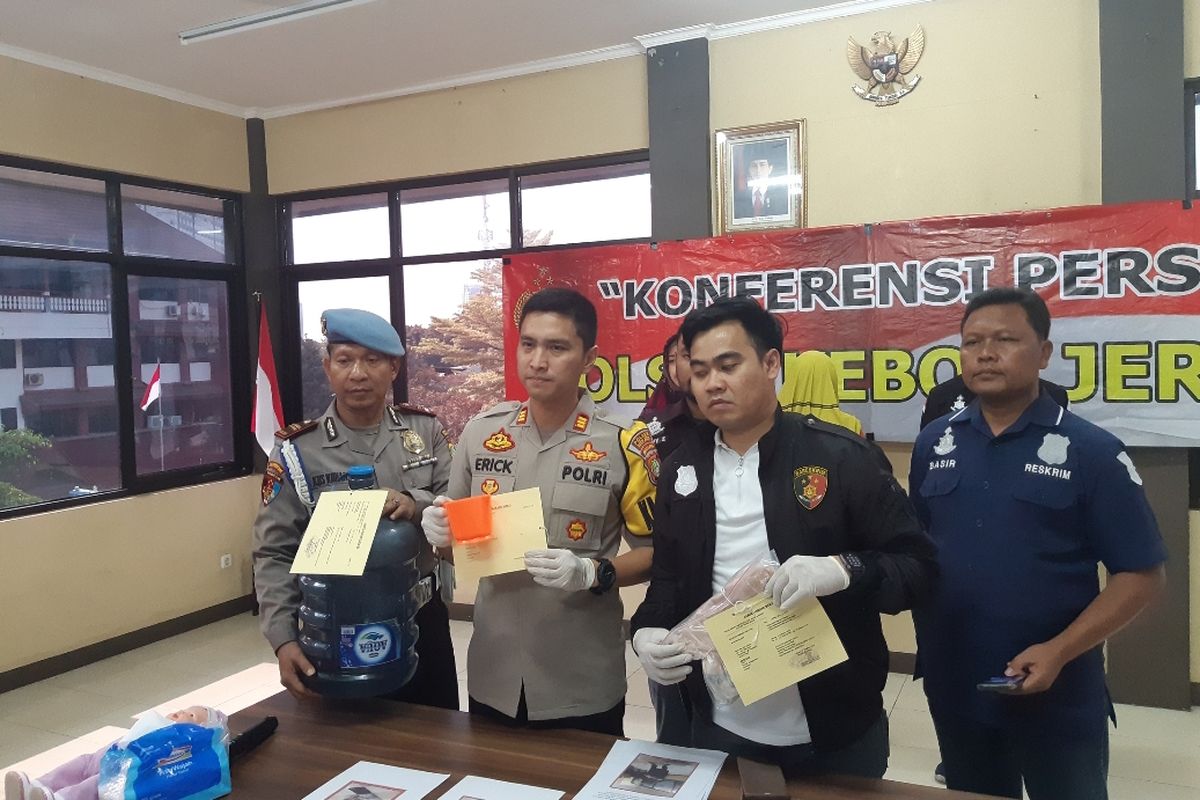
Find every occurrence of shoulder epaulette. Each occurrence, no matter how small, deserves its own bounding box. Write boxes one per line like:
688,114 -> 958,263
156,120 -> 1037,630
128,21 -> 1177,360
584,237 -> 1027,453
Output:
393,402 -> 436,418
480,400 -> 521,418
798,414 -> 869,446
274,420 -> 318,440
593,407 -> 635,429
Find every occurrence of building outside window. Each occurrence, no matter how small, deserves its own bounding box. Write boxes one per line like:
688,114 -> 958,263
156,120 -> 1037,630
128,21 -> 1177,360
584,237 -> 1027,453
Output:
0,159 -> 245,513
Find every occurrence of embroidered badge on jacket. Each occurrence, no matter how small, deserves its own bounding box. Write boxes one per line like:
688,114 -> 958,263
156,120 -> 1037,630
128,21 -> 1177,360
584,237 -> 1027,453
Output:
483,428 -> 516,452
934,427 -> 956,456
675,465 -> 698,497
1037,433 -> 1070,465
570,441 -> 606,462
402,429 -> 425,454
261,461 -> 284,506
566,519 -> 587,540
1117,451 -> 1143,485
793,465 -> 829,510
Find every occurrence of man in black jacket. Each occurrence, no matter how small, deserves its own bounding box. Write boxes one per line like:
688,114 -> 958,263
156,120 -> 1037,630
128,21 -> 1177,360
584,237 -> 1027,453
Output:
630,297 -> 936,778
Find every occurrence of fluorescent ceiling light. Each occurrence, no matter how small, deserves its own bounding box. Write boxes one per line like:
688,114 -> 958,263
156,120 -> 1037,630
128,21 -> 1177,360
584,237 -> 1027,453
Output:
179,0 -> 380,45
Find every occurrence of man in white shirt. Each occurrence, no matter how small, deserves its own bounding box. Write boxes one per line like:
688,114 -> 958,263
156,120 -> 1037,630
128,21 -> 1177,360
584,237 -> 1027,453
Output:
630,297 -> 936,777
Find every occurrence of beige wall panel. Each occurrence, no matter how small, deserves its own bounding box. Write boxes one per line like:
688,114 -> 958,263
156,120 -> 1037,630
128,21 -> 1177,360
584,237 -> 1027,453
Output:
0,56 -> 248,191
0,477 -> 260,673
1187,0 -> 1200,76
711,0 -> 1101,227
265,57 -> 648,194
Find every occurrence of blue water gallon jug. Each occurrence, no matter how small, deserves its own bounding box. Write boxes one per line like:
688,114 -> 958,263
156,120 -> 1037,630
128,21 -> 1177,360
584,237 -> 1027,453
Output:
297,465 -> 423,697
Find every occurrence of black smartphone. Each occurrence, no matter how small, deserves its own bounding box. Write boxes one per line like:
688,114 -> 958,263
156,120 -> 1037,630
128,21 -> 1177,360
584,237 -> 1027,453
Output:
976,675 -> 1024,693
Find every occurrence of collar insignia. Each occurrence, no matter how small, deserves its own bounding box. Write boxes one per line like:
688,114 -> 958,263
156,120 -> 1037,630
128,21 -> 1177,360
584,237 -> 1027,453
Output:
571,413 -> 590,433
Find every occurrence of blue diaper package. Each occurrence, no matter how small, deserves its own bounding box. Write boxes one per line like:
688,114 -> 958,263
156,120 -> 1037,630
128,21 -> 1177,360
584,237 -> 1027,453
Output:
98,722 -> 231,800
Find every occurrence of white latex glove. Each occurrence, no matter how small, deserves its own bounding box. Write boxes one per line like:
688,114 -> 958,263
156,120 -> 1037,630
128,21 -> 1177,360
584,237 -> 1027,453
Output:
421,495 -> 451,548
523,548 -> 596,592
632,627 -> 692,685
764,555 -> 851,611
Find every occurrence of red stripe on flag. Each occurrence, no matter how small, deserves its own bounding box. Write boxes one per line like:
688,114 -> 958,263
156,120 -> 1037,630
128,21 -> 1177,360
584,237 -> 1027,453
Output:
253,309 -> 285,455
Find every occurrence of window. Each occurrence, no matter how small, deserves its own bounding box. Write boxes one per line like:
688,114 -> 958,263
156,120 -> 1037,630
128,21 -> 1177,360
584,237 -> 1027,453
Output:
281,153 -> 649,434
130,276 -> 235,475
0,257 -> 119,503
0,156 -> 245,515
400,179 -> 511,257
1188,79 -> 1200,200
404,260 -> 505,441
520,161 -> 651,246
122,185 -> 231,263
0,166 -> 108,252
292,194 -> 390,265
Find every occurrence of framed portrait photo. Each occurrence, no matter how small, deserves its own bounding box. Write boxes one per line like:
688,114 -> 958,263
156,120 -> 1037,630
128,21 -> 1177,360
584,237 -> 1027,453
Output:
714,120 -> 806,234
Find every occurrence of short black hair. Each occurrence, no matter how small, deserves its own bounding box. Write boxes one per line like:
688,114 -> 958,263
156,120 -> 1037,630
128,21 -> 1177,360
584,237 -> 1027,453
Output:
519,288 -> 598,350
961,287 -> 1051,341
679,297 -> 783,358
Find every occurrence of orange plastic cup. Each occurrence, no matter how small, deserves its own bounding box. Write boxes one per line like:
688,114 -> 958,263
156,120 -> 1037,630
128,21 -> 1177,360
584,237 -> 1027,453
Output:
443,495 -> 492,542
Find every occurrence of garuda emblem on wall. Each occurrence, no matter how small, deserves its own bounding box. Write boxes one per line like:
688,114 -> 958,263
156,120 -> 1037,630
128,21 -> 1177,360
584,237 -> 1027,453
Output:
847,25 -> 925,106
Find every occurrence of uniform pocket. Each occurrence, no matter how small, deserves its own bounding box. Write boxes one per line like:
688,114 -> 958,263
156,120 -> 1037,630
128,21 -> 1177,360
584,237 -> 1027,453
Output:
547,482 -> 609,551
918,469 -> 960,498
1011,480 -> 1075,510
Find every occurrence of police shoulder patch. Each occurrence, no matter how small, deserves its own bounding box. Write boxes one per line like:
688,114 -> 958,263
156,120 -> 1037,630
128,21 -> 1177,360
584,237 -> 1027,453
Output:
275,420 -> 318,441
393,402 -> 436,418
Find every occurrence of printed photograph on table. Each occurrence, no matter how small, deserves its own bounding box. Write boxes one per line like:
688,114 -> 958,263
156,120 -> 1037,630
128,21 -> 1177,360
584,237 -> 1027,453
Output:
611,754 -> 698,797
715,120 -> 806,233
324,781 -> 405,800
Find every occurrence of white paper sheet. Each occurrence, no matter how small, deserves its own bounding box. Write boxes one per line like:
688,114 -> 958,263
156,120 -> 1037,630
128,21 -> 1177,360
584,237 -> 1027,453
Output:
434,775 -> 564,800
300,761 -> 450,800
573,739 -> 727,800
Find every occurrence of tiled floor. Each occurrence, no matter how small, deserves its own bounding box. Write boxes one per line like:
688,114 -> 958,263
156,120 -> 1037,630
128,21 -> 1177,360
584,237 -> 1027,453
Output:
3,613 -> 1198,799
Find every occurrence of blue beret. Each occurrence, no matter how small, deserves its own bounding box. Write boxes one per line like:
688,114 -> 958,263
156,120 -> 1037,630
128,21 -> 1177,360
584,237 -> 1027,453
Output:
321,309 -> 405,356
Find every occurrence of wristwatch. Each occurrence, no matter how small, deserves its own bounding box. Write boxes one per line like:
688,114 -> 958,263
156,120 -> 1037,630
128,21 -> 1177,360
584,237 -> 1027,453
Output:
837,552 -> 866,585
590,557 -> 617,595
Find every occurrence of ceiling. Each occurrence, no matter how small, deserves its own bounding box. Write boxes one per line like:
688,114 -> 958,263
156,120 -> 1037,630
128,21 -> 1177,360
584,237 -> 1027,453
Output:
0,0 -> 926,117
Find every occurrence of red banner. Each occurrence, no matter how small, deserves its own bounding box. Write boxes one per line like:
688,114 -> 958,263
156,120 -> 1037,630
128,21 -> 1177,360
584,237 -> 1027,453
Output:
504,201 -> 1200,445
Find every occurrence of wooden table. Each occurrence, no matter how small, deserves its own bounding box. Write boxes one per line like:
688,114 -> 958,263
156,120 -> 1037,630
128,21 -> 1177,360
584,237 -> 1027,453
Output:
228,693 -> 996,799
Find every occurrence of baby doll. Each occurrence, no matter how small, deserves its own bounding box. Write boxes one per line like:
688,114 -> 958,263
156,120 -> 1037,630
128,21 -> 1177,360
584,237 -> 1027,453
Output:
4,705 -> 226,800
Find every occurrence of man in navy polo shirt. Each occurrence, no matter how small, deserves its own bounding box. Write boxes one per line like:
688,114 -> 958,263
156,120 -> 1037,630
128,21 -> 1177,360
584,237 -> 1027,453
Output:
909,287 -> 1166,800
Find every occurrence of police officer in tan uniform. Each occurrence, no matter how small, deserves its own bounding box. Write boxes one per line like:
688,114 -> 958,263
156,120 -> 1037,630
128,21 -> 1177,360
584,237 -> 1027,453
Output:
423,288 -> 658,735
252,308 -> 458,709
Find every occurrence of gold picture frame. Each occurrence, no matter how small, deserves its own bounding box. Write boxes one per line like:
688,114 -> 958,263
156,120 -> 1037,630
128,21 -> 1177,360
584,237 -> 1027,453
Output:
714,120 -> 807,234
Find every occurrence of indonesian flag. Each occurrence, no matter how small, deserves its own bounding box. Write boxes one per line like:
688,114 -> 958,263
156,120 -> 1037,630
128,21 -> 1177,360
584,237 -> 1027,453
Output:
139,363 -> 161,411
253,309 -> 285,456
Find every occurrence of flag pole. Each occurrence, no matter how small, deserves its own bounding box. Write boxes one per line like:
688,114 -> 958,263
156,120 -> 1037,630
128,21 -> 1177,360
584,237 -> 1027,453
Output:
159,377 -> 165,472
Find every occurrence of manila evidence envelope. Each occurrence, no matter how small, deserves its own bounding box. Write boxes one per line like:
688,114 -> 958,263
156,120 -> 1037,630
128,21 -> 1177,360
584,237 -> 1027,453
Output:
704,595 -> 848,705
451,487 -> 546,584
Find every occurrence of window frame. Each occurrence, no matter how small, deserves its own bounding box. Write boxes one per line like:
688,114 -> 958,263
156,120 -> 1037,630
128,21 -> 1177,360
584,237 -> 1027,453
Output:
277,150 -> 650,423
0,153 -> 251,519
1186,77 -> 1199,203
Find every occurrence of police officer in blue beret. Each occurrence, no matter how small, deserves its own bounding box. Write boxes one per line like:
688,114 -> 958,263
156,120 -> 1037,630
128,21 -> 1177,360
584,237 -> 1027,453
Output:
252,308 -> 458,709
